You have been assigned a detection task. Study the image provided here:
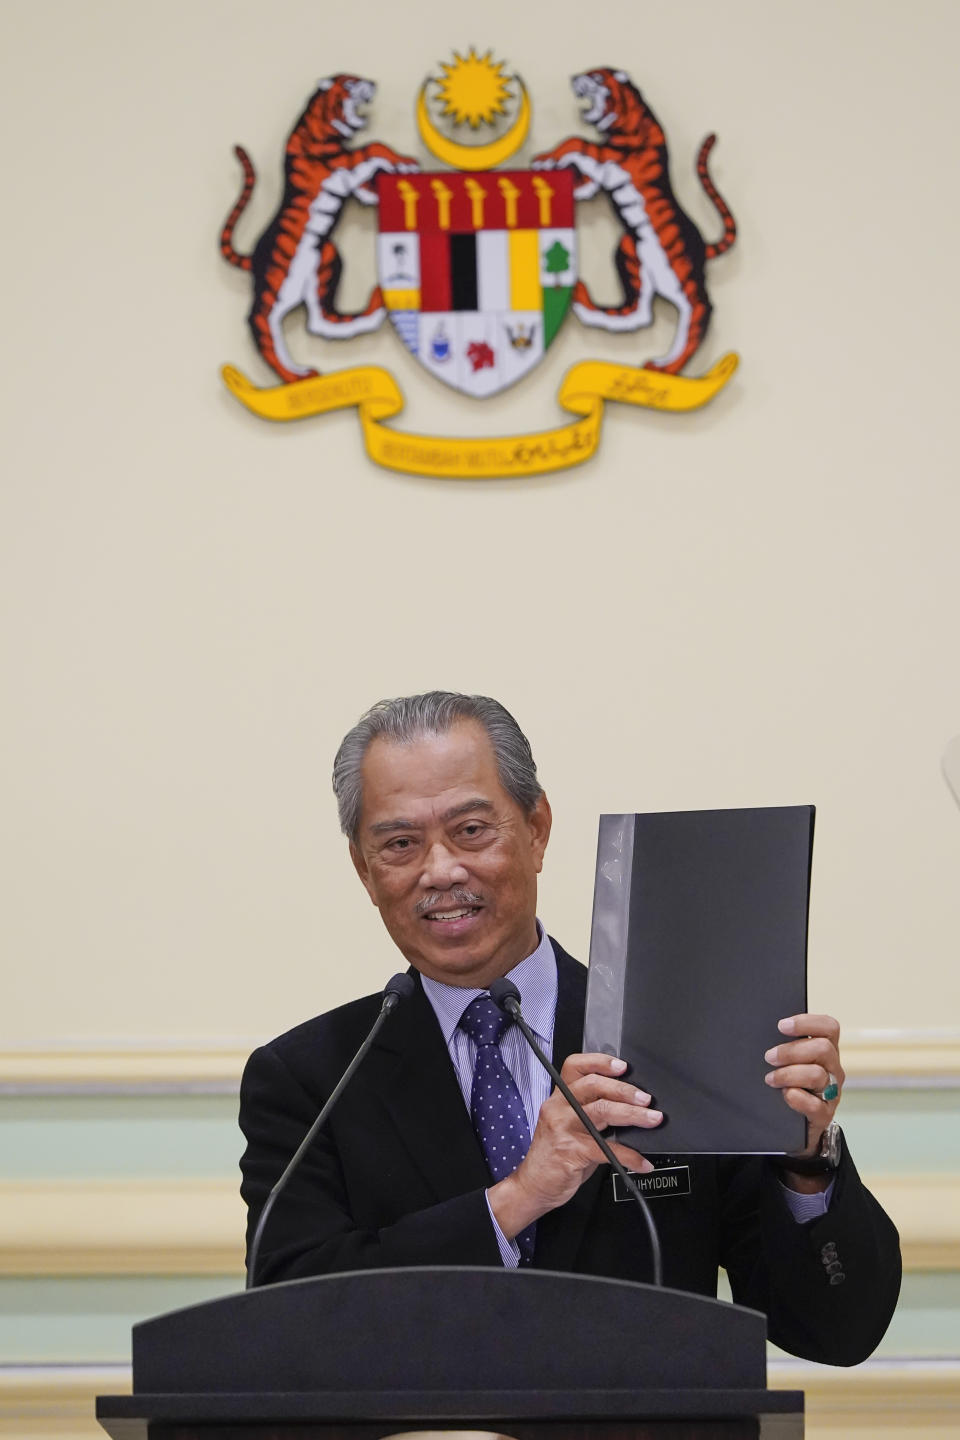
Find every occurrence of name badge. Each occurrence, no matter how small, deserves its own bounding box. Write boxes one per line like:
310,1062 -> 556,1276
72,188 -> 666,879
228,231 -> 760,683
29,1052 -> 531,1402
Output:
612,1164 -> 692,1201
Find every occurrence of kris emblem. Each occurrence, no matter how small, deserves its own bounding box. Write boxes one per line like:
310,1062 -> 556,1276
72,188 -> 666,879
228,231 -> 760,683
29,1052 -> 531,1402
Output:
220,49 -> 739,479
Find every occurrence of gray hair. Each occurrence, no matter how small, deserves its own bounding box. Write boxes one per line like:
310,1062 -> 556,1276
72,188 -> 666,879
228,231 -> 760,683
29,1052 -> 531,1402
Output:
332,691 -> 543,842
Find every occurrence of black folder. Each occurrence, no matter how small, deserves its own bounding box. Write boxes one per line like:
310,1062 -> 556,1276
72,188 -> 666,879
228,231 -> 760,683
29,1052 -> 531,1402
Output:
583,806 -> 815,1155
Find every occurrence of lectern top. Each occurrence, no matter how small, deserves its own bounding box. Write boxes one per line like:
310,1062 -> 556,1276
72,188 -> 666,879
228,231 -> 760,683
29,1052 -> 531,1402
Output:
132,1266 -> 767,1396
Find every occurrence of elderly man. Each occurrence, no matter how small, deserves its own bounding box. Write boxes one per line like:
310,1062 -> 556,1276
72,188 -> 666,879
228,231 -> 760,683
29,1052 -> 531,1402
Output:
239,692 -> 900,1365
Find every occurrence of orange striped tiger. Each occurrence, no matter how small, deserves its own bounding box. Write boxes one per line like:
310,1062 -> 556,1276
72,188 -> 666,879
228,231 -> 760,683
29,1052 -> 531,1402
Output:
533,69 -> 736,374
220,75 -> 418,384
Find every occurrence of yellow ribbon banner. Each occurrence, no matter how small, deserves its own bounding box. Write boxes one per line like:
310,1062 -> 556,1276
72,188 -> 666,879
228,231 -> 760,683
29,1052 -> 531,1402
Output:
221,352 -> 739,480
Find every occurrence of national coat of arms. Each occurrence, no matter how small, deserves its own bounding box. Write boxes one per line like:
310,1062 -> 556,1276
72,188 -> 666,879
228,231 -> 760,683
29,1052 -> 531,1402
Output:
220,50 -> 739,479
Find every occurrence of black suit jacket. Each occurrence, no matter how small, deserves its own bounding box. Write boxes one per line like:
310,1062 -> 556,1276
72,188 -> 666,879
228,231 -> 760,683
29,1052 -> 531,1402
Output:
239,943 -> 901,1365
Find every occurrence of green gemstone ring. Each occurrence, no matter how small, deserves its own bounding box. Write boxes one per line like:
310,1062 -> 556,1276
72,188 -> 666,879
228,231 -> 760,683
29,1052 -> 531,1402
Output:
821,1074 -> 839,1103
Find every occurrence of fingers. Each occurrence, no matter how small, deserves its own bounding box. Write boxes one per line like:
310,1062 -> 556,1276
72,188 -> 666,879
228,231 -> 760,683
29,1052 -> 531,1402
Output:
765,1036 -> 845,1091
551,1056 -> 666,1149
560,1053 -> 632,1081
606,1142 -> 654,1174
778,1013 -> 841,1045
766,1036 -> 841,1069
537,1059 -> 665,1150
568,1073 -> 651,1106
780,1085 -> 835,1126
766,1015 -> 844,1157
545,1077 -> 663,1134
764,1064 -> 833,1093
561,1067 -> 663,1131
559,1054 -> 662,1100
581,1095 -> 664,1131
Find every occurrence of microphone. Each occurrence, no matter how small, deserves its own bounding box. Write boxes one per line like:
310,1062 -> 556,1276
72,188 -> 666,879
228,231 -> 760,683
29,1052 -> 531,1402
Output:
246,972 -> 416,1289
488,977 -> 663,1288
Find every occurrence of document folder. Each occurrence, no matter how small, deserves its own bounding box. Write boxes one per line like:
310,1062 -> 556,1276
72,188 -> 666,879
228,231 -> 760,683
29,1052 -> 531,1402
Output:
583,805 -> 815,1155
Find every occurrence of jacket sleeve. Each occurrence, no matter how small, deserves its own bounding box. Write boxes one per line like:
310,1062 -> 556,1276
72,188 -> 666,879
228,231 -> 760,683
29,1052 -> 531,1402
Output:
239,1041 -> 503,1284
718,1139 -> 902,1365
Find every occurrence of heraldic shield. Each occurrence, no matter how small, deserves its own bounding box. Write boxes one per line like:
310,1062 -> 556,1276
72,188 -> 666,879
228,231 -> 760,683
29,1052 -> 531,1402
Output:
377,169 -> 576,398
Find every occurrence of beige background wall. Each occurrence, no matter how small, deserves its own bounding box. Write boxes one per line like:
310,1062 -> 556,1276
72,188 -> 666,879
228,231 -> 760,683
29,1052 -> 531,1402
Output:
2,7 -> 960,1437
2,0 -> 959,1051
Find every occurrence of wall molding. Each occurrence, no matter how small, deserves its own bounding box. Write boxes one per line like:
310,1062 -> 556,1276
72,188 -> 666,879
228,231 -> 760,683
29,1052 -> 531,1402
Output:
867,1175 -> 960,1271
0,1180 -> 245,1276
1,1031 -> 959,1092
1,1360 -> 958,1436
0,1365 -> 129,1436
0,1047 -> 251,1092
0,1174 -> 955,1277
769,1357 -> 960,1428
843,1032 -> 960,1084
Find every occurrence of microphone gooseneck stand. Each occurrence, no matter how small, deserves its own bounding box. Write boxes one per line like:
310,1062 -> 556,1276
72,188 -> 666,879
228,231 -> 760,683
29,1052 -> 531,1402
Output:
489,977 -> 664,1288
246,972 -> 416,1289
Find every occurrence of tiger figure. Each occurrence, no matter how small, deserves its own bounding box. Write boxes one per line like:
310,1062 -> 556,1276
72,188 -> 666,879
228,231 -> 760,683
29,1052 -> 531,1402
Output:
220,75 -> 418,384
533,69 -> 736,374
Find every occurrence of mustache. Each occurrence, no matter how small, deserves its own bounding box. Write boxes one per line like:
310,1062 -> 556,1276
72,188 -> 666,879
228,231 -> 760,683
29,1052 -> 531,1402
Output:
415,888 -> 485,917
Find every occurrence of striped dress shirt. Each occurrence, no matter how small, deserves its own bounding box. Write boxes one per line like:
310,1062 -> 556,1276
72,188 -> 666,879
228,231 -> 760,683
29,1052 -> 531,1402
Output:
421,923 -> 556,1266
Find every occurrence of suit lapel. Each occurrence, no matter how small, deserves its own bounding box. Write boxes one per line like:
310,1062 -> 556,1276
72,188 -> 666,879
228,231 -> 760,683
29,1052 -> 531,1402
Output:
533,942 -> 606,1270
550,943 -> 588,1071
363,973 -> 490,1200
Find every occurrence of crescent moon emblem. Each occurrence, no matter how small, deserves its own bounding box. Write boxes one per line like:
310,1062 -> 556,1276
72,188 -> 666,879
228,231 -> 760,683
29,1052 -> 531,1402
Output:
416,79 -> 531,171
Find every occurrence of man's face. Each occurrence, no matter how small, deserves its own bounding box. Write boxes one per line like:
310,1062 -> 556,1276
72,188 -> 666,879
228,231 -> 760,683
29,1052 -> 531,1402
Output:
350,721 -> 552,987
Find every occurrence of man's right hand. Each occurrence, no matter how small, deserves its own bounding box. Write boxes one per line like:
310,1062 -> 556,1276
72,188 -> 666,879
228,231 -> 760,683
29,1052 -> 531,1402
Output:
487,1053 -> 663,1242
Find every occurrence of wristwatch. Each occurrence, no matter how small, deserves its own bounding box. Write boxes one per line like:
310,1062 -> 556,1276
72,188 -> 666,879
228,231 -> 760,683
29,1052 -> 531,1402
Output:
773,1120 -> 842,1177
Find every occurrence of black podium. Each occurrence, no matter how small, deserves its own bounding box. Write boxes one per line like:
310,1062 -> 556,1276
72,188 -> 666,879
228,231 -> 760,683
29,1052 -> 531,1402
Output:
96,1267 -> 803,1439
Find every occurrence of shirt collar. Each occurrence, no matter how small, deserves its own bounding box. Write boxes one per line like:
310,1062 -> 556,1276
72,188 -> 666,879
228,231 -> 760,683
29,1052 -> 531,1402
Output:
420,921 -> 557,1047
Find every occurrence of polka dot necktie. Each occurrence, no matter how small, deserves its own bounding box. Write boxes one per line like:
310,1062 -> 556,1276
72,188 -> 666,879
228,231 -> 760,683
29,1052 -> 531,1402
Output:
458,994 -> 536,1264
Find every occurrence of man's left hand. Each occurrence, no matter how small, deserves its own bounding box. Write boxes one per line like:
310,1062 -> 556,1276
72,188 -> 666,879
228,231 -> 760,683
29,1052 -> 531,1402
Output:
764,1013 -> 844,1191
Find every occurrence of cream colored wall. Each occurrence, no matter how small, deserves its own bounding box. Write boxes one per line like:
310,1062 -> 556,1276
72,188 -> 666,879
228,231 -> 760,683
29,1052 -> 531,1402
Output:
2,0 -> 959,1052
